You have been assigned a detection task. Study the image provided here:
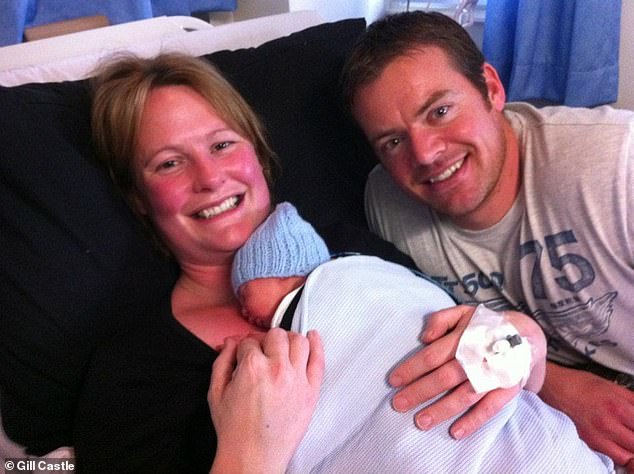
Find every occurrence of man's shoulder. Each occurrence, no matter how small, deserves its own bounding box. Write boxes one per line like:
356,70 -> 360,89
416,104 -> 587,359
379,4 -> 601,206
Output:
366,164 -> 417,208
367,163 -> 394,189
505,101 -> 634,128
365,164 -> 434,233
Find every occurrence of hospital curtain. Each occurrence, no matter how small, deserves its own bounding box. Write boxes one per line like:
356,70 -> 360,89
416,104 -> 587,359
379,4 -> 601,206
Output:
482,0 -> 621,107
0,0 -> 237,46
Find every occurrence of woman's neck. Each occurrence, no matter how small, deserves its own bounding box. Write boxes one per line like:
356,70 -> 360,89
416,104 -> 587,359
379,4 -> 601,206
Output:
176,262 -> 235,308
171,262 -> 265,349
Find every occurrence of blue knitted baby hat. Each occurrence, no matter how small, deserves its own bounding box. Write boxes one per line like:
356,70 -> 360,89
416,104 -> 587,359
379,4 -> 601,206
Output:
231,202 -> 330,294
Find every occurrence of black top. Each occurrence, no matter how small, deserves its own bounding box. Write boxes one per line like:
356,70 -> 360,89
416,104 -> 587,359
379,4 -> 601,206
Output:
74,295 -> 216,473
73,222 -> 418,473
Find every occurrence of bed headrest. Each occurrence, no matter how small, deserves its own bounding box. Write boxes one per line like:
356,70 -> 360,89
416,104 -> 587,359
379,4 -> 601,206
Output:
208,17 -> 372,227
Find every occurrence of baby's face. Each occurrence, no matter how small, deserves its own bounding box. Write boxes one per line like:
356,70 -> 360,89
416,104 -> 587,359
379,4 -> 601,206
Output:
238,276 -> 306,329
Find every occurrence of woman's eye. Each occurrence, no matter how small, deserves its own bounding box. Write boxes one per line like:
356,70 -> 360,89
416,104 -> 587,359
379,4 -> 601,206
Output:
211,141 -> 234,152
158,159 -> 178,170
152,157 -> 184,174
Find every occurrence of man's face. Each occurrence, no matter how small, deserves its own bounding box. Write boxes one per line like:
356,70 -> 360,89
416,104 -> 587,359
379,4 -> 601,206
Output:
353,46 -> 520,230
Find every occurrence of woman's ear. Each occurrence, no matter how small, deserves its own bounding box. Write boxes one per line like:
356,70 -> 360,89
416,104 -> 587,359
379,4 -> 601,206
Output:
482,62 -> 506,111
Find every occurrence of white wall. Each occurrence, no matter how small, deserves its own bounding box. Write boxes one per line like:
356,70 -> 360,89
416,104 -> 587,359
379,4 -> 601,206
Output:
232,0 -> 289,20
616,0 -> 634,110
231,0 -> 385,24
288,0 -> 385,24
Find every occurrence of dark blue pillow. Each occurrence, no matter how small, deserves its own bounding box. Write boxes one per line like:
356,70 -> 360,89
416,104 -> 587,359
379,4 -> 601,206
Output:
0,80 -> 178,453
208,18 -> 373,228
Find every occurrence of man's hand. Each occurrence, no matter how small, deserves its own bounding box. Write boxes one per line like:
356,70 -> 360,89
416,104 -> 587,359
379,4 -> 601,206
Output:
389,305 -> 546,440
209,328 -> 324,473
539,362 -> 634,470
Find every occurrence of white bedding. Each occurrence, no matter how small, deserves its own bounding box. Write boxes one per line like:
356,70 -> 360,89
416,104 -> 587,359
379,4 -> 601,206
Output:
0,11 -> 322,87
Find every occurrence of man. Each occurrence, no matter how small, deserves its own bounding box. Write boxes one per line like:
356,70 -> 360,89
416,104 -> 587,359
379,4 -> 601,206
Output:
341,10 -> 634,471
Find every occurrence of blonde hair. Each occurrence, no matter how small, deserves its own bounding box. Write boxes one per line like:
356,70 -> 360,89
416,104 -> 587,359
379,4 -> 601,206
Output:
91,52 -> 278,203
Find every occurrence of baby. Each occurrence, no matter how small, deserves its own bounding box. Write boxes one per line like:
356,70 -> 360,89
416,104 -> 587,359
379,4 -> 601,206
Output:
231,201 -> 330,329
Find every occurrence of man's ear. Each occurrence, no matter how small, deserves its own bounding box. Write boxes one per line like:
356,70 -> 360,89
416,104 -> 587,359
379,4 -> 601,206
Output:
483,62 -> 506,111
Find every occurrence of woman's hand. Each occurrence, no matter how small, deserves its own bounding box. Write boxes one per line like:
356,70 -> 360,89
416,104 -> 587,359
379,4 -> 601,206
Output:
539,363 -> 634,470
208,328 -> 324,474
388,304 -> 547,439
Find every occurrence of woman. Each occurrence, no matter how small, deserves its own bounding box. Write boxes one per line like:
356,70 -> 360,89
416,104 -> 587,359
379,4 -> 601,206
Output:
77,53 -> 561,473
83,53 -> 323,473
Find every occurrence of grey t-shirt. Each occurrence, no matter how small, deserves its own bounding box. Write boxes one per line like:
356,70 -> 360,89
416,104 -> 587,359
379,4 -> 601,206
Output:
365,102 -> 634,374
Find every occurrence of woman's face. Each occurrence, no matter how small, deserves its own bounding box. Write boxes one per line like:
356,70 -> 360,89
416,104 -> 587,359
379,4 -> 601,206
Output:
132,85 -> 271,266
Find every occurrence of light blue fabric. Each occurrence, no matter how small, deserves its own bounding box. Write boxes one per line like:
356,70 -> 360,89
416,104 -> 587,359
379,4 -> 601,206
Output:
483,0 -> 621,107
0,0 -> 237,46
285,256 -> 614,473
231,202 -> 330,295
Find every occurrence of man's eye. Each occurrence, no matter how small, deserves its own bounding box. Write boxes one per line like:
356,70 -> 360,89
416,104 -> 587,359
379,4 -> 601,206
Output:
434,105 -> 450,118
384,137 -> 402,151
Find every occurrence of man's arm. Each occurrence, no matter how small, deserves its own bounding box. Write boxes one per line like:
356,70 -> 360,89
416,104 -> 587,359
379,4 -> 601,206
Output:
539,362 -> 634,471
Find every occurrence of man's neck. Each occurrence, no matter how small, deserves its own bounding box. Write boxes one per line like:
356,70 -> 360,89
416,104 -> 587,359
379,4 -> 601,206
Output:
452,119 -> 521,230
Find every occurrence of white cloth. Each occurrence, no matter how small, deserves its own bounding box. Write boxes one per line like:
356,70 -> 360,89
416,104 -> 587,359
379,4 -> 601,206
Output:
456,304 -> 531,393
277,256 -> 613,473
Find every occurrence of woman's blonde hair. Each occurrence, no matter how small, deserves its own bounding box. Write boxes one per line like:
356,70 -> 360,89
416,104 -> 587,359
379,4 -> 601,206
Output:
91,52 -> 278,204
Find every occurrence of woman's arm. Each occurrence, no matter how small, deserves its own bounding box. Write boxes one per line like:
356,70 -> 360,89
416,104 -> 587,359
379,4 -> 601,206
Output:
209,328 -> 324,473
387,305 -> 546,439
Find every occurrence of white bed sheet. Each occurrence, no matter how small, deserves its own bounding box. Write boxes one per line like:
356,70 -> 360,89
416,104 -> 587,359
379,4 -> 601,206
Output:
0,10 -> 322,87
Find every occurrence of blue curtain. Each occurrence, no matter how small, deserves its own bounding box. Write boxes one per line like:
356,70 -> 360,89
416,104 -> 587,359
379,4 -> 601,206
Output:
0,0 -> 237,46
482,0 -> 621,107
